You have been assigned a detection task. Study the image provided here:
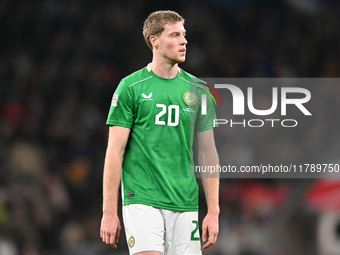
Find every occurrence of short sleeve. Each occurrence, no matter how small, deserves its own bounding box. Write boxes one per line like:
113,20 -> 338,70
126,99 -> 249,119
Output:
106,80 -> 134,128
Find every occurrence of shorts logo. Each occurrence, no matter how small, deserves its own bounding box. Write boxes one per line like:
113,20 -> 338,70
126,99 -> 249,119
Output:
128,236 -> 135,248
183,91 -> 197,106
111,94 -> 118,107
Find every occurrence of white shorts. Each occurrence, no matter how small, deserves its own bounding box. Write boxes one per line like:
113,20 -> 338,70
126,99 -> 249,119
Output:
122,204 -> 202,255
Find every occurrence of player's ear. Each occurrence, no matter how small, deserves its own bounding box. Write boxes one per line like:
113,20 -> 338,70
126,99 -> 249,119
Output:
150,35 -> 159,49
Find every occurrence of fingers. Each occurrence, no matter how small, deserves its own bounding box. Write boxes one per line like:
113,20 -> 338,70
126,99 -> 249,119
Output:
202,225 -> 208,243
202,241 -> 212,250
202,232 -> 217,250
110,243 -> 118,249
109,233 -> 116,246
115,225 -> 121,243
100,218 -> 120,249
201,223 -> 218,250
100,230 -> 118,248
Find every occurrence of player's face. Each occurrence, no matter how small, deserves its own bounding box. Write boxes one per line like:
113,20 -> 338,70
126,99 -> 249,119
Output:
156,22 -> 187,64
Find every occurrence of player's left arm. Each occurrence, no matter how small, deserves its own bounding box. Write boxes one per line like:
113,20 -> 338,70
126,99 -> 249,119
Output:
197,128 -> 220,250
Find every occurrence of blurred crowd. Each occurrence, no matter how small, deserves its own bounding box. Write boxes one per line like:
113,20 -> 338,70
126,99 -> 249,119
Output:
1,0 -> 340,254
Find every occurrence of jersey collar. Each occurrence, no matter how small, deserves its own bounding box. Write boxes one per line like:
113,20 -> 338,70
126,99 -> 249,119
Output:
146,63 -> 181,74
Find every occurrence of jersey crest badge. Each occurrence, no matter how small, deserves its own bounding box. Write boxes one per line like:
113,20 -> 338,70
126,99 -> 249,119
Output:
183,91 -> 197,106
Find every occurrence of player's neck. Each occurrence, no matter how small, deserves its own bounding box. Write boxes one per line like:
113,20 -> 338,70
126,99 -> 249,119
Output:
149,59 -> 179,79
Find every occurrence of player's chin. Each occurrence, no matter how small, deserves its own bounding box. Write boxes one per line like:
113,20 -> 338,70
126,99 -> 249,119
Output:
169,55 -> 186,64
176,56 -> 186,63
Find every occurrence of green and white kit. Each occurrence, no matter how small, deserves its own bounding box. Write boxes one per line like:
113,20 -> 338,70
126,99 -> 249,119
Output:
107,64 -> 216,211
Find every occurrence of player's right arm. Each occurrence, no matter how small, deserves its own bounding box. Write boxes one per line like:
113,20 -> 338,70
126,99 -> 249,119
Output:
100,125 -> 130,248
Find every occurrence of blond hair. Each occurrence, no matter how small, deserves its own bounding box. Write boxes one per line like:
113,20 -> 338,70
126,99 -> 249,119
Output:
143,10 -> 185,50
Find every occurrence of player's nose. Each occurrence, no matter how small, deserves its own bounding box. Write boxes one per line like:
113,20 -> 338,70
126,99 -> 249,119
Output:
181,36 -> 187,45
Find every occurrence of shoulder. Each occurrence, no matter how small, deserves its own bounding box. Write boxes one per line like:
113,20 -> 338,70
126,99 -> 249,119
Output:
120,67 -> 153,88
179,68 -> 209,91
179,68 -> 198,81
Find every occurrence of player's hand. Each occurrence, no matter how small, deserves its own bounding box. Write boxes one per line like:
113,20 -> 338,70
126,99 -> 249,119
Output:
100,213 -> 121,249
201,212 -> 219,250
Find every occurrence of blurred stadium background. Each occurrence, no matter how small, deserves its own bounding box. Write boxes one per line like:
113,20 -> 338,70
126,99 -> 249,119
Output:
1,0 -> 340,254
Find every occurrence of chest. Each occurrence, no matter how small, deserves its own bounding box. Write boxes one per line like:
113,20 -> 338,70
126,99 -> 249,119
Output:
132,82 -> 200,127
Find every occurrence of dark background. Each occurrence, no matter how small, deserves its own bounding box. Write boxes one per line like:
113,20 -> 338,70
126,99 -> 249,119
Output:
1,0 -> 340,254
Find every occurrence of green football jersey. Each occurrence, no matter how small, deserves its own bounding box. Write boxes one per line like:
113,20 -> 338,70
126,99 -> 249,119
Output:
106,64 -> 216,211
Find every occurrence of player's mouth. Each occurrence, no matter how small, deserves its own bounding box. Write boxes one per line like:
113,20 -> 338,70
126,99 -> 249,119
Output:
179,49 -> 186,55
